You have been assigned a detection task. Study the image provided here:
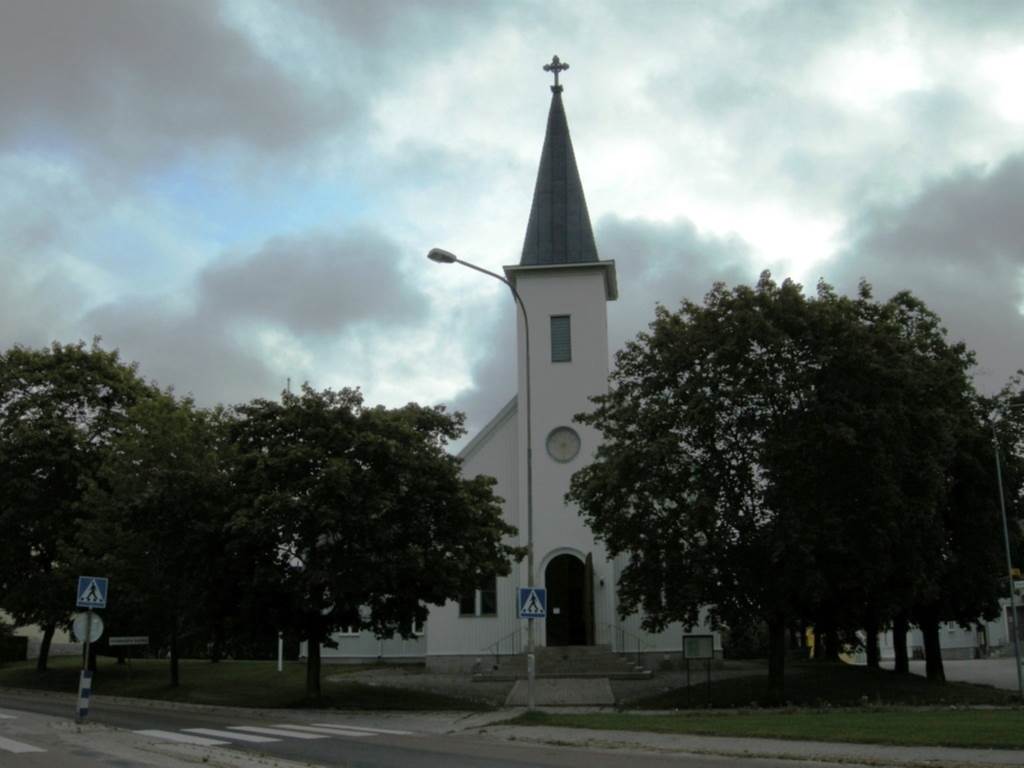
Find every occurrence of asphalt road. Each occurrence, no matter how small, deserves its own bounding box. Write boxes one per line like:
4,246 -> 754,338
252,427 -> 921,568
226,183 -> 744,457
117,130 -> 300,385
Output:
0,690 -> 835,768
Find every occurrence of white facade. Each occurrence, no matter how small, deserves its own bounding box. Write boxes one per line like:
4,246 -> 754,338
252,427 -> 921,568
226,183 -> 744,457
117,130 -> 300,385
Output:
321,76 -> 718,668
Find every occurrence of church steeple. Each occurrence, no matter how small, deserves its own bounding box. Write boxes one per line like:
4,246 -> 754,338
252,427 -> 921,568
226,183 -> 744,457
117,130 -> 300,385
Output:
520,56 -> 599,267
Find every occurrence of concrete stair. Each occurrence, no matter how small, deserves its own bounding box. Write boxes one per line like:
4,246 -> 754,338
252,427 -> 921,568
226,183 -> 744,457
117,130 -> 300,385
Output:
473,644 -> 652,681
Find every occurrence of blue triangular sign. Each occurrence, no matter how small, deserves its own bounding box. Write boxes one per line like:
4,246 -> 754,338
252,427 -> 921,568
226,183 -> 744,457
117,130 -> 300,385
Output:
518,587 -> 546,618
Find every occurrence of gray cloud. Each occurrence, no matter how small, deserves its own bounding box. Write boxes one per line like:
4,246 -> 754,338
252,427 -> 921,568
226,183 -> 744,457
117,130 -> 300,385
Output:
598,214 -> 756,350
84,300 -> 279,405
0,0 -> 353,170
827,153 -> 1024,391
448,302 -> 517,442
0,158 -> 97,348
199,230 -> 427,335
0,0 -> 510,175
75,227 -> 432,404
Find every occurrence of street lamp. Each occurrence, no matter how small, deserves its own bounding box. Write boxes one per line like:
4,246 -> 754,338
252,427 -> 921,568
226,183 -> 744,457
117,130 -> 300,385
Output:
427,247 -> 537,710
992,404 -> 1024,701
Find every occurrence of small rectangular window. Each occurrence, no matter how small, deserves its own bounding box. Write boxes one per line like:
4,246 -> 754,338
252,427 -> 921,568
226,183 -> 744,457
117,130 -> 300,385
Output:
479,575 -> 497,617
459,575 -> 498,617
551,316 -> 571,362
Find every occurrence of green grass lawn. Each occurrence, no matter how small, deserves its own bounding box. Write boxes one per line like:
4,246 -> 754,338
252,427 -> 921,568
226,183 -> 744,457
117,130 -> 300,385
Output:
629,660 -> 1018,709
0,656 -> 490,711
511,708 -> 1024,750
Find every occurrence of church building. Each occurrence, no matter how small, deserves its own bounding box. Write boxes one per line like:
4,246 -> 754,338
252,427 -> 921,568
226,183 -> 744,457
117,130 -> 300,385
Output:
320,59 -> 718,670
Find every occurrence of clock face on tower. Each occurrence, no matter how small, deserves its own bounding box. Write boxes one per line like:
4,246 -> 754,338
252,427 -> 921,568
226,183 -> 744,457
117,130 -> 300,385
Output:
546,426 -> 581,463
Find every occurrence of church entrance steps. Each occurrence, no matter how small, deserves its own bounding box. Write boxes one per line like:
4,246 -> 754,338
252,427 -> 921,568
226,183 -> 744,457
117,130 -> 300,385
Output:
504,677 -> 615,706
473,643 -> 652,681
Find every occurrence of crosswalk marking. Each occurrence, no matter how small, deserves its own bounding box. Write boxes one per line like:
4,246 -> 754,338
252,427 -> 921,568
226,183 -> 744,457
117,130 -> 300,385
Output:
271,724 -> 374,737
0,735 -> 46,754
313,723 -> 414,735
183,728 -> 278,743
228,726 -> 327,739
0,713 -> 17,719
135,730 -> 228,746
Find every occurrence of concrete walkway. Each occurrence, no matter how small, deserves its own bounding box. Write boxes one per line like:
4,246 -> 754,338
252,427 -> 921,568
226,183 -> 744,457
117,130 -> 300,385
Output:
329,660 -> 769,707
880,658 -> 1024,692
505,678 -> 615,706
479,718 -> 1024,767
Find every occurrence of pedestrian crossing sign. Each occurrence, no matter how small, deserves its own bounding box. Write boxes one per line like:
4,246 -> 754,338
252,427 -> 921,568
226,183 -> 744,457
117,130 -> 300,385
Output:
76,576 -> 108,609
518,587 -> 547,619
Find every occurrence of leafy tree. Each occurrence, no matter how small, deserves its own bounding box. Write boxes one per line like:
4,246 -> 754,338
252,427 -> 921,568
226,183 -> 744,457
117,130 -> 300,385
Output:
78,394 -> 236,685
230,386 -> 522,698
570,274 -> 821,701
0,341 -> 154,671
570,274 -> 1000,699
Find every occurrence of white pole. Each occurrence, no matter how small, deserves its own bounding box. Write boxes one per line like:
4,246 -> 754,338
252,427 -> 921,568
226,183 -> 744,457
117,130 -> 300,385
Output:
277,632 -> 284,672
76,610 -> 94,723
428,250 -> 537,710
993,419 -> 1024,700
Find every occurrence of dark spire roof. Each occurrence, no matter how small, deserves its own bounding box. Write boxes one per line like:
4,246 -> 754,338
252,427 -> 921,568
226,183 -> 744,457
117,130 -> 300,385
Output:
520,72 -> 598,266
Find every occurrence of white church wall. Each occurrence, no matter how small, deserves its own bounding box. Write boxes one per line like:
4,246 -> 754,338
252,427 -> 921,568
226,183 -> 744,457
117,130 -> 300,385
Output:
612,553 -> 722,664
513,266 -> 618,646
314,631 -> 426,663
426,398 -> 525,663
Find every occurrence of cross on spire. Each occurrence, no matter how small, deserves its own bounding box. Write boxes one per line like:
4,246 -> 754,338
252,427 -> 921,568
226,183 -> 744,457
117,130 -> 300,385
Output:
543,55 -> 569,93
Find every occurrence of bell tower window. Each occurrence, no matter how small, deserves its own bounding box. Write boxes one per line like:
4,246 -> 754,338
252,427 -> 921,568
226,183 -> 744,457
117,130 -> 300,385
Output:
551,315 -> 572,362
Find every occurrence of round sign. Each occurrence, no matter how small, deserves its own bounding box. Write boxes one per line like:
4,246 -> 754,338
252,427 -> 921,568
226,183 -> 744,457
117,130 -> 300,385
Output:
71,611 -> 104,643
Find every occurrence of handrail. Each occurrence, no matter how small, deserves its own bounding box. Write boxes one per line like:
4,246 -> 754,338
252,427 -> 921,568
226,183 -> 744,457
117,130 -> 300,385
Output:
480,623 -> 654,670
597,621 -> 655,663
481,628 -> 523,670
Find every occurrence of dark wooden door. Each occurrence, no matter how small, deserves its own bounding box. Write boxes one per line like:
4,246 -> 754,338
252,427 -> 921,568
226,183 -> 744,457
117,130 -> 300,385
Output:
545,554 -> 586,646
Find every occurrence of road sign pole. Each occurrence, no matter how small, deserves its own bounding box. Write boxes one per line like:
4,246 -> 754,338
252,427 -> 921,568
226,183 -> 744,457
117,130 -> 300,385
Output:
82,609 -> 93,672
76,609 -> 94,723
527,618 -> 535,710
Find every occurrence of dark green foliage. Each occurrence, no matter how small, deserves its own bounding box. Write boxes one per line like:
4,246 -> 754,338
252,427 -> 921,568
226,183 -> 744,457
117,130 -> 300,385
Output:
0,656 -> 492,710
0,634 -> 28,663
0,341 -> 155,670
229,385 -> 523,698
78,394 -> 235,685
720,621 -> 770,660
628,661 -> 1016,709
570,274 -> 1020,699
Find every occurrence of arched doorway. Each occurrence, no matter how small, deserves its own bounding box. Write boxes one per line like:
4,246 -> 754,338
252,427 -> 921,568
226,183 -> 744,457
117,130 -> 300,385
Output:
545,554 -> 588,646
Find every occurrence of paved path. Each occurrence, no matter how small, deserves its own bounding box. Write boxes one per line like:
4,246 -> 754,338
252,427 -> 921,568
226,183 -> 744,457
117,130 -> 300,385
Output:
329,660 -> 769,706
481,720 -> 1024,767
880,658 -> 1023,691
7,687 -> 1024,767
505,678 -> 615,706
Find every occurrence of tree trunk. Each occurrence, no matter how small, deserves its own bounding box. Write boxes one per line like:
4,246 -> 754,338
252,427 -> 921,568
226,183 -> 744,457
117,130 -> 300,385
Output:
893,613 -> 909,674
169,621 -> 180,688
36,622 -> 55,673
788,625 -> 803,654
822,627 -> 841,661
767,614 -> 786,705
919,609 -> 945,682
864,611 -> 880,670
306,625 -> 322,700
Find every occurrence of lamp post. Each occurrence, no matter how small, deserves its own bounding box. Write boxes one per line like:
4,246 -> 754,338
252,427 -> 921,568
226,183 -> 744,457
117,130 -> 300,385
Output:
427,247 -> 537,710
992,404 -> 1024,701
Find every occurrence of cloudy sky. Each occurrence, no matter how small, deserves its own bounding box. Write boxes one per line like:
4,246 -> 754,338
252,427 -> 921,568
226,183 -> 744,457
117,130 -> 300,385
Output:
2,0 -> 1023,440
